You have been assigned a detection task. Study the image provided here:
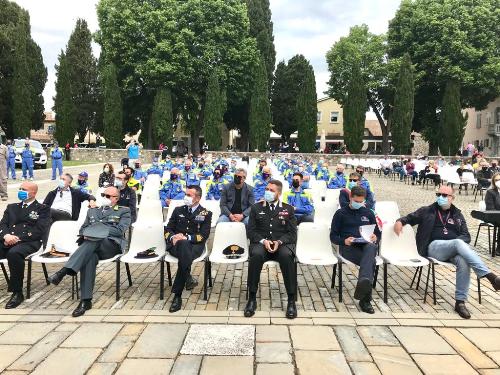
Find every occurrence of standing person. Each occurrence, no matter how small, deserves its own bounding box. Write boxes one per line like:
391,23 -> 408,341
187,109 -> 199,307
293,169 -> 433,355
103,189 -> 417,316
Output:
21,140 -> 34,181
164,186 -> 212,312
50,142 -> 64,180
218,168 -> 254,226
0,182 -> 50,308
126,140 -> 140,166
47,187 -> 131,317
64,143 -> 71,161
98,163 -> 115,188
0,141 -> 7,200
6,140 -> 16,180
244,180 -> 298,319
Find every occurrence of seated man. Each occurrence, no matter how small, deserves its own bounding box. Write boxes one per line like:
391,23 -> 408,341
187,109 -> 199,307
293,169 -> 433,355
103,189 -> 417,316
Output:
146,158 -> 164,177
159,168 -> 185,208
245,180 -> 298,319
47,187 -> 131,317
0,182 -> 50,308
339,172 -> 375,210
218,168 -> 254,226
164,186 -> 212,312
331,186 -> 381,314
253,166 -> 272,201
74,171 -> 92,194
476,161 -> 493,189
380,156 -> 392,176
206,167 -> 228,200
43,173 -> 96,222
328,164 -> 346,189
283,172 -> 314,224
316,162 -> 331,182
181,160 -> 200,186
355,166 -> 376,202
394,185 -> 500,319
115,171 -> 137,223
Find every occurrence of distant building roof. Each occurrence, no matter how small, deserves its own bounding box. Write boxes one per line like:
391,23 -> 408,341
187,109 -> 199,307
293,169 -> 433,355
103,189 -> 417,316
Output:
364,120 -> 383,137
44,111 -> 55,122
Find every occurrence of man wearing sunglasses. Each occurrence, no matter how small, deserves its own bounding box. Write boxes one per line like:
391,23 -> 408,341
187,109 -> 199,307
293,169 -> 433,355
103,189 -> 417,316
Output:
339,172 -> 375,210
394,185 -> 500,319
47,187 -> 131,317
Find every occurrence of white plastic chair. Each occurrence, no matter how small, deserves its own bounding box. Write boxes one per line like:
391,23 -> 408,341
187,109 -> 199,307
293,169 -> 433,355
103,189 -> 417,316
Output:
200,200 -> 221,227
164,200 -> 185,225
313,202 -> 337,227
135,199 -> 163,226
379,224 -> 429,303
374,201 -> 401,227
324,189 -> 341,205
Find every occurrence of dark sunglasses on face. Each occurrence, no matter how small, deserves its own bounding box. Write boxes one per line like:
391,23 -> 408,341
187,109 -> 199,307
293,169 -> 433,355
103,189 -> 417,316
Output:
436,193 -> 450,198
101,193 -> 117,199
349,179 -> 359,182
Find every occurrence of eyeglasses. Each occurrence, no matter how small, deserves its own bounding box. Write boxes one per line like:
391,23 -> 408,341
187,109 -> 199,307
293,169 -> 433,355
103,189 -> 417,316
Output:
101,193 -> 118,199
349,179 -> 359,182
435,193 -> 451,198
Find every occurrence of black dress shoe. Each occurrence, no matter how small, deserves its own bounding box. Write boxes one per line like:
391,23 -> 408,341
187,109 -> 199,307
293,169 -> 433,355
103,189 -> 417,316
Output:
47,269 -> 67,286
169,295 -> 182,313
72,300 -> 92,317
359,299 -> 375,314
185,276 -> 198,291
285,301 -> 297,319
354,278 -> 372,301
455,301 -> 471,319
244,299 -> 257,317
5,293 -> 24,309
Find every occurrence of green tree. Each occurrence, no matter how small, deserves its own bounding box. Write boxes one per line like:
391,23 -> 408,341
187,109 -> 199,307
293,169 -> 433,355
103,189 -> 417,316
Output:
343,62 -> 366,154
296,67 -> 317,153
27,38 -> 47,131
65,19 -> 98,142
326,25 -> 392,152
391,54 -> 415,155
249,57 -> 271,151
203,72 -> 224,151
101,63 -> 123,148
96,0 -> 258,152
53,51 -> 77,145
388,0 -> 499,153
151,88 -> 174,150
440,80 -> 468,155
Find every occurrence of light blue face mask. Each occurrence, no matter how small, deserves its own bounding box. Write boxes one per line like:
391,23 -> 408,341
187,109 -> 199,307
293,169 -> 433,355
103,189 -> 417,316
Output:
264,190 -> 275,203
351,200 -> 365,210
348,181 -> 357,190
436,195 -> 449,207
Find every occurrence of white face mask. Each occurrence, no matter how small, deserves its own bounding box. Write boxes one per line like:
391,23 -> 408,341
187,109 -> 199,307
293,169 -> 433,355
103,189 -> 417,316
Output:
100,198 -> 112,207
104,167 -> 110,173
495,181 -> 500,189
184,196 -> 193,207
114,180 -> 124,188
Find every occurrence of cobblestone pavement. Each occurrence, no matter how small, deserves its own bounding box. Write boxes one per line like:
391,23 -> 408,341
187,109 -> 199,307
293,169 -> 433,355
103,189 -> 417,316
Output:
0,166 -> 499,374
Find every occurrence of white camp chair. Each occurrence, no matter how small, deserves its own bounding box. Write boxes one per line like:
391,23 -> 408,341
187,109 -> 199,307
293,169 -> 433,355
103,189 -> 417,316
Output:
313,202 -> 337,227
374,201 -> 401,227
201,199 -> 221,227
295,223 -> 338,290
207,222 -> 249,299
324,189 -> 341,205
379,224 -> 429,303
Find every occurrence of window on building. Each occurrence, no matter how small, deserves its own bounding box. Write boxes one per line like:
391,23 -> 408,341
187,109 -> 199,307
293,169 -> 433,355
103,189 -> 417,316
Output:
476,113 -> 481,129
317,111 -> 322,122
47,125 -> 55,134
485,139 -> 490,148
496,107 -> 500,124
330,111 -> 339,123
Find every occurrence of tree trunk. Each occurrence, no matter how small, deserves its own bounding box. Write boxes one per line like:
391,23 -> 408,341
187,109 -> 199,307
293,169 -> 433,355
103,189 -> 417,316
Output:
369,98 -> 390,154
240,127 -> 249,151
146,118 -> 153,149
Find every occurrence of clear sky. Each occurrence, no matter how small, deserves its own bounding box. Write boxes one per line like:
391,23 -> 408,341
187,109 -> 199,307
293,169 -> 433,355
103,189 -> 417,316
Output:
13,0 -> 402,113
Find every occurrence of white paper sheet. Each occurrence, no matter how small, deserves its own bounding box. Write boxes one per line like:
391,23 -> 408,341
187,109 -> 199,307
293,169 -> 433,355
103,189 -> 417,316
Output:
359,224 -> 376,242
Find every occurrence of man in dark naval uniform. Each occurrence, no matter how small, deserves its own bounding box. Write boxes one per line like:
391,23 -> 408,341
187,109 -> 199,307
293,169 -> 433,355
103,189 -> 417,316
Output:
0,181 -> 50,308
245,179 -> 298,319
164,185 -> 212,313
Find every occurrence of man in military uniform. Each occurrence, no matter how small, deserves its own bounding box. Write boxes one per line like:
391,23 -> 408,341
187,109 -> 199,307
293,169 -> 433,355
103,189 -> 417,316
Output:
0,182 -> 50,308
245,180 -> 298,319
164,185 -> 212,313
47,187 -> 131,317
50,142 -> 64,180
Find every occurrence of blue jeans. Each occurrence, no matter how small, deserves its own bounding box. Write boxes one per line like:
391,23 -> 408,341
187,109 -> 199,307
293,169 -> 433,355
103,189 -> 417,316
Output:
217,214 -> 249,226
428,239 -> 489,301
394,167 -> 405,180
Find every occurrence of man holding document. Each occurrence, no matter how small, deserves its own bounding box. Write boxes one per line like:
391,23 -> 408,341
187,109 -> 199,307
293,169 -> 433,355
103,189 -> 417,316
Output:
330,186 -> 381,314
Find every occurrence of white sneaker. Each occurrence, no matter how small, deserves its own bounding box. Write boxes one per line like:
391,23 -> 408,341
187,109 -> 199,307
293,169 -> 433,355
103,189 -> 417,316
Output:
29,178 -> 34,181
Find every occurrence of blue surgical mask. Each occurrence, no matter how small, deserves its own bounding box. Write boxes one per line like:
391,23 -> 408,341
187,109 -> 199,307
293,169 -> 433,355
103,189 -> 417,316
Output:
264,190 -> 275,203
348,181 -> 357,190
436,196 -> 449,208
58,180 -> 65,189
18,190 -> 28,201
351,201 -> 365,210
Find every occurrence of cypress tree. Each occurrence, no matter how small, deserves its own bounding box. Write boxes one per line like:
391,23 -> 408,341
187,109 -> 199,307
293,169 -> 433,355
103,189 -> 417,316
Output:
53,51 -> 77,145
151,88 -> 174,150
391,54 -> 415,155
296,67 -> 317,153
203,72 -> 223,151
249,57 -> 271,151
343,62 -> 366,154
26,39 -> 47,131
440,80 -> 467,156
101,63 -> 123,148
271,61 -> 294,141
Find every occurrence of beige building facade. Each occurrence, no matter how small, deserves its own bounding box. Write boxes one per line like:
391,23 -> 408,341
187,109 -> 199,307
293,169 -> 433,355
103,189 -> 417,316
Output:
462,97 -> 500,156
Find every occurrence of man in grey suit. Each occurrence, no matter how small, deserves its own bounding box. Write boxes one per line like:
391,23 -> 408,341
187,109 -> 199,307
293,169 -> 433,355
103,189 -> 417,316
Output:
47,187 -> 131,317
218,168 -> 254,226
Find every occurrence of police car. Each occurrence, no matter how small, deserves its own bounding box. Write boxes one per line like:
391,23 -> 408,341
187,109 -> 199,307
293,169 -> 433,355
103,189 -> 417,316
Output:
14,139 -> 48,169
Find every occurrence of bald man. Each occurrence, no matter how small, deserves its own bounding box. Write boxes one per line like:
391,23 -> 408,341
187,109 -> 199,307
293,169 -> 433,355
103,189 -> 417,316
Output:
48,186 -> 131,317
0,182 -> 50,308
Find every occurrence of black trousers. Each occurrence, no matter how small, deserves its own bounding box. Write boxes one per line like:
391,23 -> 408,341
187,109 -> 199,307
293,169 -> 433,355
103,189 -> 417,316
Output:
340,242 -> 377,300
0,241 -> 40,293
247,243 -> 296,296
167,240 -> 204,295
50,208 -> 72,222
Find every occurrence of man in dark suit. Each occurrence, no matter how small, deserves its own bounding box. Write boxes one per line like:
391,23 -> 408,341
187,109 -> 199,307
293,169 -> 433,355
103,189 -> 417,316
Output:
245,179 -> 298,319
115,170 -> 137,223
218,168 -> 254,226
164,185 -> 212,313
0,182 -> 50,308
43,173 -> 96,222
47,187 -> 131,317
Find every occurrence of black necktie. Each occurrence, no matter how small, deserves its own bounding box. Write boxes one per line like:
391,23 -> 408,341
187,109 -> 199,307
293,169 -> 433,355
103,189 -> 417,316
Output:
22,203 -> 27,209
270,203 -> 275,212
